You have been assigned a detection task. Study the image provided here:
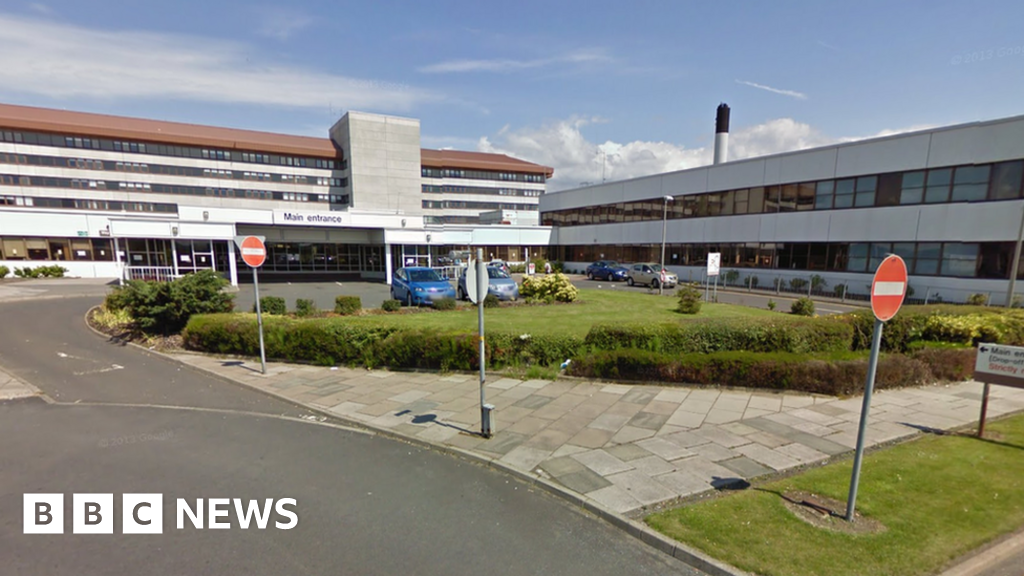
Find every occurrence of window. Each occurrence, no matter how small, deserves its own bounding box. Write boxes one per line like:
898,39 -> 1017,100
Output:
915,243 -> 942,275
779,184 -> 798,212
855,176 -> 877,207
925,168 -> 952,203
892,242 -> 916,270
876,173 -> 902,206
941,243 -> 978,277
814,181 -> 834,209
899,171 -> 925,204
847,243 -> 869,272
951,165 -> 990,202
834,179 -> 855,208
764,186 -> 781,212
797,183 -> 815,211
868,242 -> 891,270
990,161 -> 1023,200
748,187 -> 765,213
734,189 -> 749,214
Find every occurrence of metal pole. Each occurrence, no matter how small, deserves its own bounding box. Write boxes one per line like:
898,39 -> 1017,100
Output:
253,267 -> 267,375
808,277 -> 813,298
659,200 -> 668,296
1006,203 -> 1024,307
477,248 -> 491,437
924,287 -> 931,305
845,318 -> 884,522
978,383 -> 991,439
713,275 -> 718,302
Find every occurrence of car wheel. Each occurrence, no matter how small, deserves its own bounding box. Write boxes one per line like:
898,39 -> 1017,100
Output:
652,278 -> 660,289
587,271 -> 593,280
406,292 -> 414,307
627,277 -> 634,286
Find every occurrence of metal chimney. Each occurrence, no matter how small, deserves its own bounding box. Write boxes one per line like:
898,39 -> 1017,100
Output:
713,103 -> 730,165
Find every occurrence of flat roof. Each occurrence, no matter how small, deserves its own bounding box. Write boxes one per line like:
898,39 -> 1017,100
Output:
421,149 -> 554,177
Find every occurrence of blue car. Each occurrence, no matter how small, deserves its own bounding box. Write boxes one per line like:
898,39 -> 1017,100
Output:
457,266 -> 520,301
390,267 -> 457,306
586,260 -> 629,281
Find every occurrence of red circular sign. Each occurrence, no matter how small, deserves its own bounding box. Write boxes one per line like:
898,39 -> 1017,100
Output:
871,254 -> 908,322
240,236 -> 266,268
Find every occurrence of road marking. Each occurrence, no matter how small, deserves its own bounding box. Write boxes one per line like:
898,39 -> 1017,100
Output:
73,364 -> 124,376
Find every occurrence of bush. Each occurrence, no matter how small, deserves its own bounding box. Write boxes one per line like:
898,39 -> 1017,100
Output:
723,270 -> 740,286
922,314 -> 1003,346
105,269 -> 233,334
748,275 -> 759,288
837,306 -> 1024,352
834,283 -> 848,298
434,297 -> 457,311
254,296 -> 286,315
520,273 -> 578,303
484,294 -> 500,308
509,264 -> 526,273
676,283 -> 702,314
381,299 -> 402,312
567,348 -> 959,396
12,265 -> 68,278
789,278 -> 808,291
910,346 -> 975,381
295,298 -> 317,317
0,265 -> 8,279
584,318 -> 853,355
810,274 -> 827,291
768,299 -> 776,311
966,293 -> 989,306
335,295 -> 362,315
791,297 -> 815,316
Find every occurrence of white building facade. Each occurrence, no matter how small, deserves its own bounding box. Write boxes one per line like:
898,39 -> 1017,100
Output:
540,115 -> 1024,305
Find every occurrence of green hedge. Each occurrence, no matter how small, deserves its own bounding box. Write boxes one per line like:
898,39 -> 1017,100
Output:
838,306 -> 1024,352
335,296 -> 361,315
584,318 -> 853,355
567,347 -> 971,396
106,270 -> 233,334
255,296 -> 286,315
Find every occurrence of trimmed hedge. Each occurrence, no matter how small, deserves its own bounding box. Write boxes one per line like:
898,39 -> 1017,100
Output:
255,296 -> 286,315
381,299 -> 401,312
334,296 -> 361,315
567,347 -> 971,396
584,318 -> 853,355
838,307 -> 1024,352
295,298 -> 317,317
106,269 -> 233,334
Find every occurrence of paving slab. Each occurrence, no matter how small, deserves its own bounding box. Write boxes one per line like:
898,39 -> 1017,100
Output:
605,470 -> 676,506
719,457 -> 774,479
572,449 -> 633,476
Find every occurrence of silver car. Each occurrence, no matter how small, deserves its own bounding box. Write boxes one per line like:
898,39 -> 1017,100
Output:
626,263 -> 678,289
458,266 -> 520,301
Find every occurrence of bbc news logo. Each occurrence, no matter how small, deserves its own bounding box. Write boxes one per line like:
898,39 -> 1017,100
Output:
24,494 -> 298,534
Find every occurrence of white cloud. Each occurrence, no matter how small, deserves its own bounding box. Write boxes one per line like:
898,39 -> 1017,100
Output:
0,13 -> 437,112
255,6 -> 313,41
736,80 -> 808,100
28,2 -> 51,15
418,48 -> 613,74
477,116 -> 933,191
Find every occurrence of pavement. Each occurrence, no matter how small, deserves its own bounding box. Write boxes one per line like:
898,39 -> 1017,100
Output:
174,352 -> 1024,517
0,296 -> 706,576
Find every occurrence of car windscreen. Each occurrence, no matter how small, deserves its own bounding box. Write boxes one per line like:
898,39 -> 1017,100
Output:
606,261 -> 620,267
487,268 -> 510,279
409,269 -> 443,282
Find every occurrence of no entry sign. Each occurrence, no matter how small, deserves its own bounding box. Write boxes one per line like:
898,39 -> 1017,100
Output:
870,255 -> 908,322
239,236 -> 266,268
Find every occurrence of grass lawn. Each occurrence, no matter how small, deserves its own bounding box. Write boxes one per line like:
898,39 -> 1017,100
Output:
646,413 -> 1024,576
344,289 -> 779,336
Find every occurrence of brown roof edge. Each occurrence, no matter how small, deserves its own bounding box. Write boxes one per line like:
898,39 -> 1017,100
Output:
421,148 -> 554,177
0,102 -> 339,158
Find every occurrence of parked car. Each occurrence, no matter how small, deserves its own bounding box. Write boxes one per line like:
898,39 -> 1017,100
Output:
390,267 -> 457,306
586,260 -> 629,281
489,259 -> 510,275
627,263 -> 679,289
458,266 -> 520,301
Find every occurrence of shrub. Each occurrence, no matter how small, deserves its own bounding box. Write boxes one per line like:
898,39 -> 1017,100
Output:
910,346 -> 975,381
768,299 -> 776,311
723,270 -> 740,286
520,273 -> 578,303
105,269 -> 233,334
12,265 -> 68,278
434,297 -> 457,311
509,263 -> 526,273
789,278 -> 808,291
551,261 -> 565,273
584,318 -> 853,355
676,283 -> 702,314
791,297 -> 815,316
295,298 -> 317,317
0,265 -> 8,279
254,296 -> 286,315
748,275 -> 759,288
1013,295 -> 1024,309
334,295 -> 362,315
834,283 -> 848,298
922,314 -> 1002,346
810,274 -> 827,291
484,294 -> 500,308
381,299 -> 402,312
966,293 -> 989,306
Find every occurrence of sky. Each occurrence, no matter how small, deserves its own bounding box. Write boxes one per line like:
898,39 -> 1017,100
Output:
1,0 -> 1023,190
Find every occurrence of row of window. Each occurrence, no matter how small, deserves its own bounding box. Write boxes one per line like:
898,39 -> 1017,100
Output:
421,184 -> 543,197
0,237 -> 116,262
253,243 -> 386,273
0,173 -> 333,203
541,160 -> 1024,226
0,194 -> 177,213
0,152 -> 345,187
551,241 -> 1023,280
421,167 -> 546,183
421,200 -> 539,211
423,215 -> 482,225
0,129 -> 340,170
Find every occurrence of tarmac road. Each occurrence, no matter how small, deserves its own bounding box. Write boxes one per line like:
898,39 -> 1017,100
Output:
0,296 -> 703,576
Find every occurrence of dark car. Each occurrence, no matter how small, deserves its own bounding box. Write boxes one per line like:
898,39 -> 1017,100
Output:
586,260 -> 629,281
457,266 -> 520,301
390,267 -> 457,306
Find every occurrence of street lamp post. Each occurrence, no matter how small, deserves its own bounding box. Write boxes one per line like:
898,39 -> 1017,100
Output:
659,195 -> 674,295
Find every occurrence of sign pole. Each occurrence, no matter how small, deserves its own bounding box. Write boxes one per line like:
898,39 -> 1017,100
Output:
253,266 -> 267,375
978,383 -> 991,439
477,248 -> 492,438
845,318 -> 883,521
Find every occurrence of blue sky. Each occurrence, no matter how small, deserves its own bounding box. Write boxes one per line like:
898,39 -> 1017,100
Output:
1,0 -> 1023,188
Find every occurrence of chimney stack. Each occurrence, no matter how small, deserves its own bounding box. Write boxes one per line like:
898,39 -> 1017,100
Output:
713,103 -> 730,165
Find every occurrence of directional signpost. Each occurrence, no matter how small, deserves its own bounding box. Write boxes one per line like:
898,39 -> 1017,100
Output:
706,252 -> 721,302
973,343 -> 1024,438
235,236 -> 267,375
845,254 -> 908,522
471,249 -> 493,438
